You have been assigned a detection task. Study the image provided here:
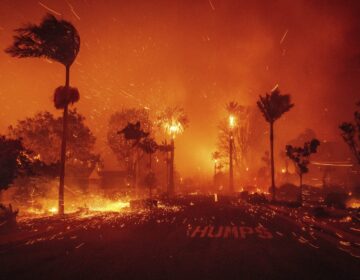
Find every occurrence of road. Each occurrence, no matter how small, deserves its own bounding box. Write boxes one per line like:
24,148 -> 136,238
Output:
0,196 -> 359,280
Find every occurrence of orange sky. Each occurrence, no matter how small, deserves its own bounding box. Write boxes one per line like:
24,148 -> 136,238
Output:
0,0 -> 359,176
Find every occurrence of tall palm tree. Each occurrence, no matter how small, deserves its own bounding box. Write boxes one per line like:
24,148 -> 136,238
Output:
6,14 -> 80,215
257,87 -> 294,201
157,107 -> 188,196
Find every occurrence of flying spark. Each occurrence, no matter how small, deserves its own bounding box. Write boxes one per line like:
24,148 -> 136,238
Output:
66,0 -> 81,20
208,0 -> 215,11
38,1 -> 62,16
280,29 -> 289,44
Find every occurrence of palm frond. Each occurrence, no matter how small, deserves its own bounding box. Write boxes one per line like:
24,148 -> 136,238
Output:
5,13 -> 80,66
257,87 -> 294,123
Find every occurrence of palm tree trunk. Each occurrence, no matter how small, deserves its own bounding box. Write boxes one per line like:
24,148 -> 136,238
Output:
149,153 -> 152,199
299,173 -> 303,205
229,133 -> 234,193
169,138 -> 175,196
270,122 -> 276,201
58,65 -> 70,216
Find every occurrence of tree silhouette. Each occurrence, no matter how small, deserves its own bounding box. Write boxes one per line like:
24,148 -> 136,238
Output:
0,136 -> 33,191
286,139 -> 320,205
339,102 -> 360,164
9,110 -> 100,179
257,87 -> 294,201
108,108 -> 152,179
5,14 -> 80,215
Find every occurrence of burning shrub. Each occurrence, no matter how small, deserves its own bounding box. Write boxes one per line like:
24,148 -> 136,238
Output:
53,86 -> 80,109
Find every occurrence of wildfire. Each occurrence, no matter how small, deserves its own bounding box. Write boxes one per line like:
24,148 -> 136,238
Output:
347,198 -> 360,209
228,115 -> 236,129
163,119 -> 184,138
23,195 -> 130,217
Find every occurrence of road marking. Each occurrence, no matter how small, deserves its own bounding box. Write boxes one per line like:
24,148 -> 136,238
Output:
189,225 -> 273,239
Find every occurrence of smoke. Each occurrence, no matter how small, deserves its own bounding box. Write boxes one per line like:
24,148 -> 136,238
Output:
0,0 -> 359,176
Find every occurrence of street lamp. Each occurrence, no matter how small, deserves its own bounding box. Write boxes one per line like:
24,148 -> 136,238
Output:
228,114 -> 236,193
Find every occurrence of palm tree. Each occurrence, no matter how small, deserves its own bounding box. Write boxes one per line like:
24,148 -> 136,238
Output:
6,14 -> 80,215
157,107 -> 188,196
225,101 -> 243,193
257,87 -> 294,201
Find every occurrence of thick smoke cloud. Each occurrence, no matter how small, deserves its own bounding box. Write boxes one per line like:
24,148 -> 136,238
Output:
0,0 -> 359,175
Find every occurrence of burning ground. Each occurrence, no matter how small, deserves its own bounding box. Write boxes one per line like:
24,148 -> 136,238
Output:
1,196 -> 359,280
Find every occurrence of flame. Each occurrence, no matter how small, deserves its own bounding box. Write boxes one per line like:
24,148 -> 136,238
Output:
229,115 -> 236,129
22,195 -> 130,217
163,119 -> 184,138
347,198 -> 360,209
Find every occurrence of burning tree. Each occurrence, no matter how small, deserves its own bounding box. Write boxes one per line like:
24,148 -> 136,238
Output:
157,106 -> 188,196
257,87 -> 294,201
339,102 -> 360,164
6,14 -> 81,215
286,139 -> 320,205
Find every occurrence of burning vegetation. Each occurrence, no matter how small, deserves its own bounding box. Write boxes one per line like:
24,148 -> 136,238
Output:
0,2 -> 360,279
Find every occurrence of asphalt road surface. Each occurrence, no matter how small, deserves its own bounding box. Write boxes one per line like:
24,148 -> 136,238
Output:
0,196 -> 359,280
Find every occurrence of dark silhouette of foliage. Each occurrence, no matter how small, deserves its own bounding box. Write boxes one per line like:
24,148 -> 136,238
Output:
8,110 -> 99,178
286,139 -> 320,175
286,139 -> 320,204
108,108 -> 152,174
339,102 -> 360,164
0,136 -> 33,191
5,13 -> 80,67
257,87 -> 294,201
257,87 -> 294,124
119,122 -> 150,143
54,86 -> 80,109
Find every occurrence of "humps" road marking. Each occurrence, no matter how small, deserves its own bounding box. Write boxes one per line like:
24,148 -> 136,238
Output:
188,225 -> 273,239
